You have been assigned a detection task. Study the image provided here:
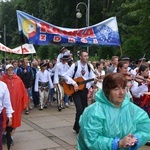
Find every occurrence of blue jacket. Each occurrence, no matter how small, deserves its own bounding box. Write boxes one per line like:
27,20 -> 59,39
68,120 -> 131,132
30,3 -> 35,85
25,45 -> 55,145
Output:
77,90 -> 150,150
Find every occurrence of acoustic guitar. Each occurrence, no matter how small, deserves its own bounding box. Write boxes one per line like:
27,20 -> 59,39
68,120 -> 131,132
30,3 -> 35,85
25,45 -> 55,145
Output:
61,77 -> 95,95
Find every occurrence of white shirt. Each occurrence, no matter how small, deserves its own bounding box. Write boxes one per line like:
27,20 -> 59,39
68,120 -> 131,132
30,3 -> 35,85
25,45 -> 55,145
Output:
131,67 -> 139,76
47,68 -> 55,77
63,60 -> 96,89
54,62 -> 70,84
113,67 -> 117,73
0,81 -> 14,117
95,69 -> 105,76
56,50 -> 70,63
131,81 -> 148,98
34,70 -> 54,91
94,69 -> 105,89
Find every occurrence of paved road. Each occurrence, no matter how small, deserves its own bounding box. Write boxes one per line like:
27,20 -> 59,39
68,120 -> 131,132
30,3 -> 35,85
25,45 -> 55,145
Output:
2,102 -> 150,150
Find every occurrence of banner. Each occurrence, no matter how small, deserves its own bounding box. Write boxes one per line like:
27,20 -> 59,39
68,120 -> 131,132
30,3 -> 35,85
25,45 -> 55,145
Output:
17,10 -> 121,46
0,43 -> 36,54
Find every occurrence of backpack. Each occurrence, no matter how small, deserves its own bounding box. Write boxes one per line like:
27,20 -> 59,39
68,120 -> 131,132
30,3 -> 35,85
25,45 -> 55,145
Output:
72,62 -> 91,78
17,67 -> 34,80
18,67 -> 30,73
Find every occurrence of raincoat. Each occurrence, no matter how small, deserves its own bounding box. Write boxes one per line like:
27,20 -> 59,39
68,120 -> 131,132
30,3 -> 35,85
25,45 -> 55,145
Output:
77,90 -> 150,150
1,74 -> 28,128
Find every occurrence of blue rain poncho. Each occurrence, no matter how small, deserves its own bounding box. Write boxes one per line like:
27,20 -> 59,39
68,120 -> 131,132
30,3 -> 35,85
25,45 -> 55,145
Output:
77,90 -> 150,150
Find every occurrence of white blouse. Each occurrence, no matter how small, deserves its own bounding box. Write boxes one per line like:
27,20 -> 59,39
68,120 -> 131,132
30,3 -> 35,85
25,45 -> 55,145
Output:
0,81 -> 14,117
131,81 -> 148,98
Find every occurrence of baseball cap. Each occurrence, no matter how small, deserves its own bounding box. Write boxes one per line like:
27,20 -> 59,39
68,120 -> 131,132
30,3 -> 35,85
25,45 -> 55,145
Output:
5,64 -> 14,70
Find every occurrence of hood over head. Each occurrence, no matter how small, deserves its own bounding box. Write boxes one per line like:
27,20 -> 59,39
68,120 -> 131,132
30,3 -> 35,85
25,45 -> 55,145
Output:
95,89 -> 130,108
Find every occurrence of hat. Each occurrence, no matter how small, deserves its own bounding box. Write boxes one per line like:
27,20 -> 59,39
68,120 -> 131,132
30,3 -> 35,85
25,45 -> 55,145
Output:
121,56 -> 130,60
138,58 -> 146,62
61,55 -> 70,60
60,47 -> 67,53
5,64 -> 14,70
40,62 -> 47,67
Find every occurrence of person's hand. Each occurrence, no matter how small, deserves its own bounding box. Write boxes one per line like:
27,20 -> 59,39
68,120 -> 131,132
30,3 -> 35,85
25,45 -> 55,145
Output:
7,118 -> 12,126
73,83 -> 78,92
118,134 -> 137,148
98,79 -> 103,82
126,81 -> 133,88
94,77 -> 98,84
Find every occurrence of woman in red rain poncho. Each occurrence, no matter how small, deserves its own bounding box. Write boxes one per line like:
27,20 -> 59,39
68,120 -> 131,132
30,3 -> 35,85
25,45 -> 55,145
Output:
1,64 -> 28,145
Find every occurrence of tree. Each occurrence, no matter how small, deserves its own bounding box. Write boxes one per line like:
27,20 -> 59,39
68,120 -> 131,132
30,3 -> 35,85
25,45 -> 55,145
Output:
0,0 -> 149,60
109,0 -> 150,60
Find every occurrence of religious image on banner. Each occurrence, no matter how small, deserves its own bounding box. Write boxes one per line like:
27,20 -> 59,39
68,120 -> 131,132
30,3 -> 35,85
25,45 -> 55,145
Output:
16,10 -> 121,46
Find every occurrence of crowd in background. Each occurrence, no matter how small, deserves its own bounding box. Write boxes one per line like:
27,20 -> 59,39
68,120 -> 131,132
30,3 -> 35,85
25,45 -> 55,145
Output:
0,47 -> 150,148
0,51 -> 150,111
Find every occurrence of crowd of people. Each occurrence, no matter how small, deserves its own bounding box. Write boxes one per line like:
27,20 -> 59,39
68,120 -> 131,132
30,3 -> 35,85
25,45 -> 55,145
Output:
0,47 -> 150,149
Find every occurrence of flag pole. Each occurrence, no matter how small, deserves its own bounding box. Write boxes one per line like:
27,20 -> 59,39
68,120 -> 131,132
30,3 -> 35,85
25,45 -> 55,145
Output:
21,45 -> 23,54
119,46 -> 122,58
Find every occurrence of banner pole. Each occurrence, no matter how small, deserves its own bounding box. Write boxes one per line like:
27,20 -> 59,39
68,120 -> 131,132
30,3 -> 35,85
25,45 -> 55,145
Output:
21,45 -> 23,54
119,46 -> 122,58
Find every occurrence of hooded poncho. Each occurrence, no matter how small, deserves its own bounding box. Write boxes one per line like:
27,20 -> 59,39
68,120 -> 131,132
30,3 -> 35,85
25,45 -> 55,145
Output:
77,89 -> 150,150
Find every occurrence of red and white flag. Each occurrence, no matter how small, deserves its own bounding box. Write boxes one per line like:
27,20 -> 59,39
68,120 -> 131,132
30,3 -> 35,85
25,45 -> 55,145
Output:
0,43 -> 36,54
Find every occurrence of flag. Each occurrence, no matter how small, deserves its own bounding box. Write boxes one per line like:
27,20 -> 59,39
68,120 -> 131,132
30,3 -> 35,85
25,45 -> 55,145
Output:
0,43 -> 36,54
13,44 -> 36,54
17,10 -> 121,46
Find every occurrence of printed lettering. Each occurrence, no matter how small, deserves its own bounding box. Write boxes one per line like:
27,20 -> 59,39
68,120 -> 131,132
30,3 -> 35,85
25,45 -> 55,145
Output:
68,38 -> 76,43
81,38 -> 87,43
53,36 -> 61,42
40,34 -> 46,41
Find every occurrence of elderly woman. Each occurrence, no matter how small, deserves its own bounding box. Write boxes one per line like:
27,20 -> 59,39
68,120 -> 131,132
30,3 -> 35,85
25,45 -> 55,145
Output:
1,64 -> 28,145
77,73 -> 150,150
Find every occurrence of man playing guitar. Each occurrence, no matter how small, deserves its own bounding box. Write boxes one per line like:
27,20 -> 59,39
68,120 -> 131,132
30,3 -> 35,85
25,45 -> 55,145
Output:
63,49 -> 97,133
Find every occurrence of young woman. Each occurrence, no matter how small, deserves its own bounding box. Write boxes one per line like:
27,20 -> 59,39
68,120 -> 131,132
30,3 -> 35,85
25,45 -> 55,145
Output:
117,61 -> 133,101
87,62 -> 105,103
131,64 -> 150,115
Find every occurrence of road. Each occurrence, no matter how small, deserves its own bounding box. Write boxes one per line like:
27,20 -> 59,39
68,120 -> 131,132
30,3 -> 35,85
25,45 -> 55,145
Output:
2,102 -> 150,150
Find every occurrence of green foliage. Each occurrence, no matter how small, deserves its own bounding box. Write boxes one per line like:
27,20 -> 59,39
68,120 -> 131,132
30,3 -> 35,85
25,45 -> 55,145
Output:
38,46 -> 50,60
122,36 -> 143,60
0,0 -> 150,61
109,0 -> 150,60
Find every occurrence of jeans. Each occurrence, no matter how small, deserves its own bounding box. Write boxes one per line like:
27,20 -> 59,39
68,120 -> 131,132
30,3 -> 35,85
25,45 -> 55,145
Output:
49,88 -> 54,103
64,94 -> 69,104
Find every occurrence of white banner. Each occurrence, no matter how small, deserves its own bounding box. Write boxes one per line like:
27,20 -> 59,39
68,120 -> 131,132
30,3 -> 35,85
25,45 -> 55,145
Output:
0,43 -> 36,54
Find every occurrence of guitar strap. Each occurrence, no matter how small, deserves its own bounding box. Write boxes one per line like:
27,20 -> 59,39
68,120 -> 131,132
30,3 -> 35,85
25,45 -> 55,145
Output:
72,62 -> 91,79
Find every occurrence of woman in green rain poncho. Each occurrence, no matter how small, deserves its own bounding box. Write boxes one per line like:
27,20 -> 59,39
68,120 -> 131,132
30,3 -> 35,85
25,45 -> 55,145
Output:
77,73 -> 150,150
